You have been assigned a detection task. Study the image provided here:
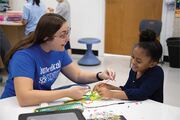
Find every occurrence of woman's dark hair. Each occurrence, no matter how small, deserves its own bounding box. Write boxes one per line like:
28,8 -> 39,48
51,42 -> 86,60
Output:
5,13 -> 66,68
136,29 -> 162,62
33,0 -> 40,6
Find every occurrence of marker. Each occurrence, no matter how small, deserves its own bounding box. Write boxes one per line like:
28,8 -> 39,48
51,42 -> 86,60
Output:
85,101 -> 136,108
86,102 -> 125,108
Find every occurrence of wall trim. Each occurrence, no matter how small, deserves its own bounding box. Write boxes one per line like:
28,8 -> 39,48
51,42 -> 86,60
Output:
72,49 -> 98,56
163,55 -> 169,62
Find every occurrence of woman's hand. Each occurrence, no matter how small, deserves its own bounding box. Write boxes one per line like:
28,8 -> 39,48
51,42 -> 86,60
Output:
99,68 -> 116,81
68,86 -> 90,100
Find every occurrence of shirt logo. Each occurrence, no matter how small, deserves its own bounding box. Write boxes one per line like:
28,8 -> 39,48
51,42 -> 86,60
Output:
39,60 -> 61,85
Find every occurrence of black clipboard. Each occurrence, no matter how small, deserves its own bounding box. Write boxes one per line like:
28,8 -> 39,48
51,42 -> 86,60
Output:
18,109 -> 86,120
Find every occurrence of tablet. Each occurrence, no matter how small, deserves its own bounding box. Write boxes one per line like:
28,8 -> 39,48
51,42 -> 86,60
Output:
18,109 -> 86,120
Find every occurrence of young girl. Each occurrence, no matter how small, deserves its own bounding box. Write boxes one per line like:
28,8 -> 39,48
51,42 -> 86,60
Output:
1,13 -> 115,106
56,0 -> 71,54
94,29 -> 164,103
56,0 -> 71,26
22,0 -> 46,36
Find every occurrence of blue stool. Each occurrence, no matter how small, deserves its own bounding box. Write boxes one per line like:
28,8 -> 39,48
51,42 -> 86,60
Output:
78,38 -> 101,66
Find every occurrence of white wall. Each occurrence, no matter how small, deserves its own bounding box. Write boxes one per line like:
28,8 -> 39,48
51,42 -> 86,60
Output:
10,0 -> 105,56
160,0 -> 175,56
10,0 -> 175,57
67,0 -> 105,56
173,18 -> 180,36
10,0 -> 24,10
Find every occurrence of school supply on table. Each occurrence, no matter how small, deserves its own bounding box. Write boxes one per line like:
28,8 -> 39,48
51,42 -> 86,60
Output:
85,101 -> 125,108
34,102 -> 84,112
6,11 -> 22,21
83,99 -> 137,109
19,109 -> 86,120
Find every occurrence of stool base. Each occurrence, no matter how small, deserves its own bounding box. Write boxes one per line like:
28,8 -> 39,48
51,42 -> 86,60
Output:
78,52 -> 101,66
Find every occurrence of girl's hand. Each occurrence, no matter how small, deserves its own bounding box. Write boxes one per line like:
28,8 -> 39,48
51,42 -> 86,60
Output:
96,87 -> 112,99
99,68 -> 116,81
93,83 -> 112,91
93,83 -> 121,92
68,86 -> 90,100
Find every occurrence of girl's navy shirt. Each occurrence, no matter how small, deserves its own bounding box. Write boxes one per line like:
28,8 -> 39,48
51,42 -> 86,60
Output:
120,66 -> 164,103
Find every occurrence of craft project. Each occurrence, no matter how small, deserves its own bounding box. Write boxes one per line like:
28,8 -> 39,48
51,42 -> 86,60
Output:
83,91 -> 102,101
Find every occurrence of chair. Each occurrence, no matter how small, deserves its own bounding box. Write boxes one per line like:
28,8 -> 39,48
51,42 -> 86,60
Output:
139,19 -> 162,37
78,38 -> 101,66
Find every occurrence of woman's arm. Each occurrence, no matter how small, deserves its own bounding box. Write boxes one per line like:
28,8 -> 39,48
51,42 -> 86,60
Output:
62,62 -> 97,83
62,62 -> 115,84
14,77 -> 89,107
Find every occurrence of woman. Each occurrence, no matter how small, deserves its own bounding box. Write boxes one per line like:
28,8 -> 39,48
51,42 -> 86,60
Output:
1,13 -> 115,107
22,0 -> 46,36
56,0 -> 71,54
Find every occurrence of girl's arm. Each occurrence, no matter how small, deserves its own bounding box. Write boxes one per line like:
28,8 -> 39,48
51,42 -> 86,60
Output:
95,86 -> 128,100
93,83 -> 121,91
110,90 -> 128,99
14,77 -> 89,107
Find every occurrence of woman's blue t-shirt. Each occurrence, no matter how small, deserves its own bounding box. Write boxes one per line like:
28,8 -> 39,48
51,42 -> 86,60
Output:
1,44 -> 72,98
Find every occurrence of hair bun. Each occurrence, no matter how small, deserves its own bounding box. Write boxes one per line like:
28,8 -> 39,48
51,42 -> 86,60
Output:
139,29 -> 156,42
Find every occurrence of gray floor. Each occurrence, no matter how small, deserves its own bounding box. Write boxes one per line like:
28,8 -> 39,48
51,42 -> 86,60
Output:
0,54 -> 180,107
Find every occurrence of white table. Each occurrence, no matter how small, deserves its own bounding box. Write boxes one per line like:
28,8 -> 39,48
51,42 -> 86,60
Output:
0,97 -> 180,120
